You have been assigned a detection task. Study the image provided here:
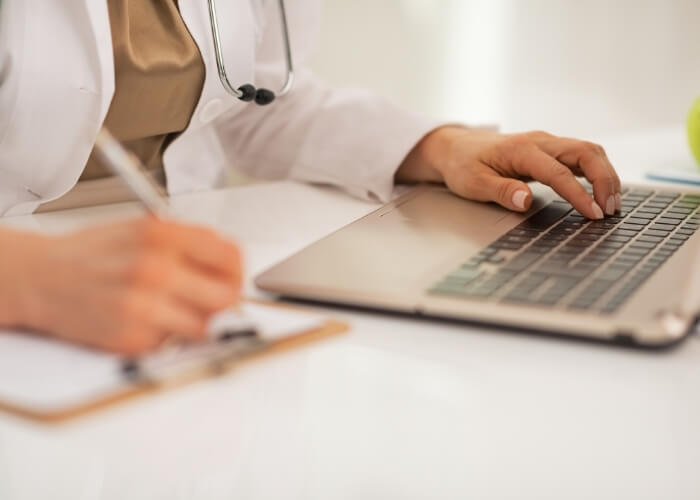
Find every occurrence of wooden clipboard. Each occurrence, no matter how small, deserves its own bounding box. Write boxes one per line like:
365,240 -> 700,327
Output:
0,300 -> 348,423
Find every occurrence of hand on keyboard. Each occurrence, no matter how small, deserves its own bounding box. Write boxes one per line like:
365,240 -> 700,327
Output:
396,127 -> 622,220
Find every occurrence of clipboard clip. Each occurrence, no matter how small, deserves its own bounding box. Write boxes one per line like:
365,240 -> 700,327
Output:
121,327 -> 265,385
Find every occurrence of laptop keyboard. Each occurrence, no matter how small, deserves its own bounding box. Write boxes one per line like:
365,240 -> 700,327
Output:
428,188 -> 700,314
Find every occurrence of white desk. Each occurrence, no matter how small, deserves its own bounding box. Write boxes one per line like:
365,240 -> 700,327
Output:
1,127 -> 699,500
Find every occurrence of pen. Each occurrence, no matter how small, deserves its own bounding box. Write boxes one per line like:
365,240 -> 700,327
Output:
92,128 -> 259,378
92,127 -> 171,217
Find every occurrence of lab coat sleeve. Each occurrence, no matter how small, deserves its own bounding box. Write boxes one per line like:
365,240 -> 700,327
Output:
212,0 -> 442,202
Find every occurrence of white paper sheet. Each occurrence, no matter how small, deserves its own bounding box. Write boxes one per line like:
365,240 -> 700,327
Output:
0,303 -> 326,412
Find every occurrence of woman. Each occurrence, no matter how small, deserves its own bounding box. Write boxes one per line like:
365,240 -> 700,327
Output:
0,0 -> 620,353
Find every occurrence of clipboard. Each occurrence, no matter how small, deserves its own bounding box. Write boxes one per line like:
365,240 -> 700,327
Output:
0,300 -> 348,423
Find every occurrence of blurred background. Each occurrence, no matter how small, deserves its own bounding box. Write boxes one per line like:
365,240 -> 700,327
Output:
308,0 -> 700,140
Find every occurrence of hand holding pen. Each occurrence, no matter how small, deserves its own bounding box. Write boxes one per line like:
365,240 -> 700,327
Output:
9,130 -> 243,354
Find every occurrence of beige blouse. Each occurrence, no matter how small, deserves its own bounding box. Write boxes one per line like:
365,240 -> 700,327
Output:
39,0 -> 205,211
83,0 -> 205,179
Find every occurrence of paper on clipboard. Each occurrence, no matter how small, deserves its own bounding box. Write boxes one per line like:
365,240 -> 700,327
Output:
0,302 -> 329,415
208,303 -> 325,342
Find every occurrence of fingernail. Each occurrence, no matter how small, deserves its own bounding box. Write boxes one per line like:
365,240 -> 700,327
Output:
615,193 -> 622,211
605,195 -> 615,215
591,201 -> 604,220
511,190 -> 529,210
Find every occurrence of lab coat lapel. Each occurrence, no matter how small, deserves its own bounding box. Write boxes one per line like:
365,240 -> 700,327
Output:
0,0 -> 114,215
83,0 -> 115,125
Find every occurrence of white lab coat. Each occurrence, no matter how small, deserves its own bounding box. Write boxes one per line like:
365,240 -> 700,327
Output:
0,0 -> 438,217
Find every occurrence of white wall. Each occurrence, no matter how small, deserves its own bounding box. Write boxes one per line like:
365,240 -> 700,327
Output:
308,0 -> 700,139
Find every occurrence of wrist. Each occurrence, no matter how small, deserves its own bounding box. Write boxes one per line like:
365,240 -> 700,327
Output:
395,127 -> 447,184
0,230 -> 46,328
395,126 -> 461,184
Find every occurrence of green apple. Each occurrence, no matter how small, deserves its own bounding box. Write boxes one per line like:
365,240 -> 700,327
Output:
689,95 -> 700,167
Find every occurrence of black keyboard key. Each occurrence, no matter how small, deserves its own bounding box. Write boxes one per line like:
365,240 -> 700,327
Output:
526,245 -> 554,254
541,233 -> 569,241
612,229 -> 637,237
566,239 -> 593,247
674,202 -> 700,209
461,258 -> 483,268
506,229 -> 539,238
637,207 -> 664,214
598,266 -> 631,281
552,265 -> 594,279
559,245 -> 586,255
438,268 -> 483,282
656,217 -> 681,226
572,233 -> 602,242
637,235 -> 663,244
606,235 -> 632,243
564,214 -> 586,223
490,241 -> 524,250
666,207 -> 693,215
559,222 -> 585,229
625,217 -> 652,225
648,254 -> 669,264
503,251 -> 545,272
622,199 -> 642,208
588,221 -> 618,230
588,247 -> 617,257
620,223 -> 644,232
597,240 -> 625,249
643,229 -> 670,238
654,193 -> 680,200
623,247 -> 650,256
658,212 -> 686,220
531,238 -> 561,247
629,212 -> 656,220
618,251 -> 645,261
518,202 -> 572,232
629,241 -> 655,250
606,216 -> 626,224
650,223 -> 676,232
466,272 -> 518,297
502,236 -> 533,245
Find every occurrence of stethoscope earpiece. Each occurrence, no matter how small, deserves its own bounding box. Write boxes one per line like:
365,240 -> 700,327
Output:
236,85 -> 276,106
237,84 -> 257,102
254,88 -> 275,106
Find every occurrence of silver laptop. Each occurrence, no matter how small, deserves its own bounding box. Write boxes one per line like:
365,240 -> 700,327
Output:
255,183 -> 700,348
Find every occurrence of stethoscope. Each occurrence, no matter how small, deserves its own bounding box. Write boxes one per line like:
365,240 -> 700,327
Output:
207,0 -> 294,106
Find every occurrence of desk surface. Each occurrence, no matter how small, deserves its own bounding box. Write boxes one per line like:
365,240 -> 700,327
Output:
1,127 -> 699,500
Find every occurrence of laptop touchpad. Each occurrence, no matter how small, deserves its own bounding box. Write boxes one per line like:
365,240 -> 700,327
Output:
380,188 -> 514,244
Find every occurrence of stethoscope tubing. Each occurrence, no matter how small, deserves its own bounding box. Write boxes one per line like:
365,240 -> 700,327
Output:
207,0 -> 295,102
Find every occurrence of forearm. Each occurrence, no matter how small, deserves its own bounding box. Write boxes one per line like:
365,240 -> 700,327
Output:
217,69 -> 443,202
